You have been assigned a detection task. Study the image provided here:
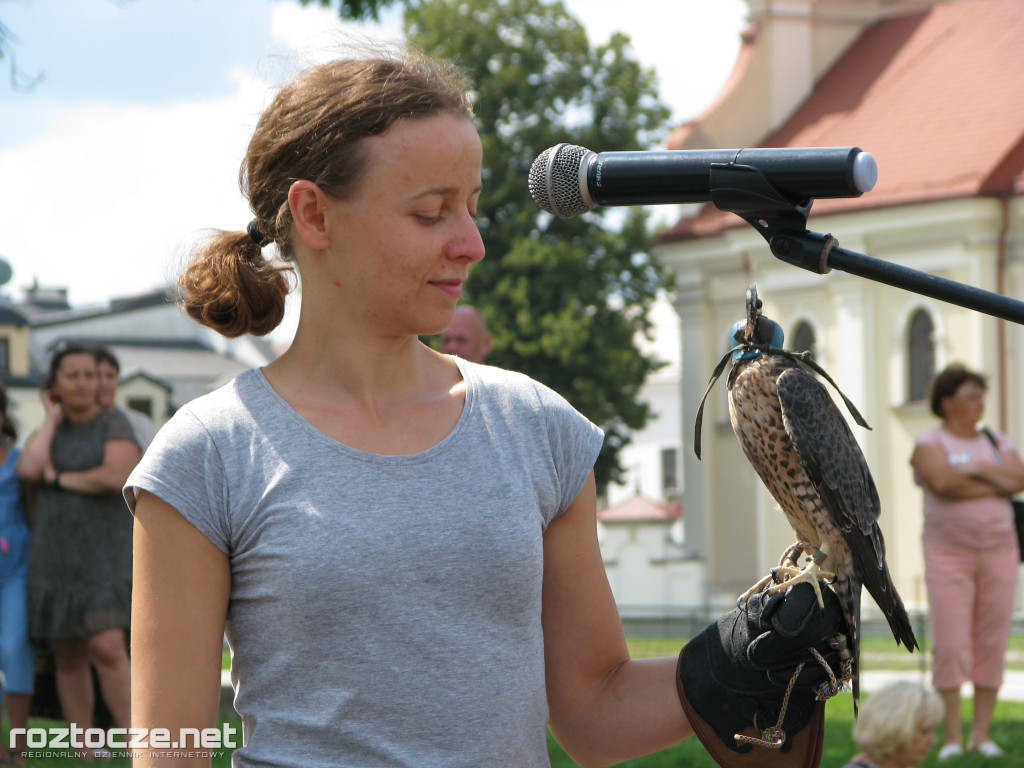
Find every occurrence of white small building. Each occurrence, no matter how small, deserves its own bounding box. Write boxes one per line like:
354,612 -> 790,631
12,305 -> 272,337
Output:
0,285 -> 278,440
597,493 -> 703,615
605,294 -> 684,509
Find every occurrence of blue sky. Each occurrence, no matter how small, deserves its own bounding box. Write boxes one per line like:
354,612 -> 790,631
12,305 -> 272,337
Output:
0,0 -> 281,146
0,0 -> 744,339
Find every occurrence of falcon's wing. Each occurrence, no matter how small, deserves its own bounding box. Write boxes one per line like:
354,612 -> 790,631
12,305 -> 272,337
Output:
775,367 -> 886,574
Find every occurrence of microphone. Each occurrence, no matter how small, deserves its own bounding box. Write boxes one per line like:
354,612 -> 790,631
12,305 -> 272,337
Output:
528,143 -> 878,218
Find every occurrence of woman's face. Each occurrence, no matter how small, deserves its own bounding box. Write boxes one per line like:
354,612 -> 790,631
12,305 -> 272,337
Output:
52,352 -> 99,414
942,379 -> 986,425
312,112 -> 485,337
96,359 -> 119,409
889,719 -> 937,767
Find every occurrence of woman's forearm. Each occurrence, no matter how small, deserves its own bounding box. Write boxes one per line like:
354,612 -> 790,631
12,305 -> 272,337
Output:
15,421 -> 59,481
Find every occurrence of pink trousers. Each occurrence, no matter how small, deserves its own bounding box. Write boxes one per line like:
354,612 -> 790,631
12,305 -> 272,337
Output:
923,538 -> 1018,690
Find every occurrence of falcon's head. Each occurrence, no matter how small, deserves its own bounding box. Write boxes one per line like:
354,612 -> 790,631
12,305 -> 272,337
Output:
730,284 -> 784,360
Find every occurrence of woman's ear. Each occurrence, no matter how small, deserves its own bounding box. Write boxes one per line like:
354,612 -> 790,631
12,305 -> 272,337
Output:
288,180 -> 331,250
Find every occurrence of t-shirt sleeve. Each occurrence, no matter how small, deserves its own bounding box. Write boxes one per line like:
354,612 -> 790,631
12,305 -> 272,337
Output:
914,428 -> 941,450
124,408 -> 232,554
530,380 -> 605,520
104,408 -> 138,444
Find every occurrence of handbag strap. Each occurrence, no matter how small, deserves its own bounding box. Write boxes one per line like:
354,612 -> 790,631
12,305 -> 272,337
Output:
981,429 -> 1016,504
981,427 -> 1002,458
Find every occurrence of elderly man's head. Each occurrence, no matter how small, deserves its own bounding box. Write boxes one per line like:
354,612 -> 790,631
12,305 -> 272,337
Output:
441,305 -> 492,363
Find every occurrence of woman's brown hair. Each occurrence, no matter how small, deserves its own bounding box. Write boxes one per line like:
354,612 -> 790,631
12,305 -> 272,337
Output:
0,383 -> 16,443
928,362 -> 988,418
179,47 -> 473,338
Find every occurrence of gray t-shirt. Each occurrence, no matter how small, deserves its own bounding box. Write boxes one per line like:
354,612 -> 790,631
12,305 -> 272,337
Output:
126,359 -> 604,767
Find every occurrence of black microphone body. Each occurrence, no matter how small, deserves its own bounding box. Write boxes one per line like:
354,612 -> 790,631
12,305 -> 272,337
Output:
529,144 -> 878,218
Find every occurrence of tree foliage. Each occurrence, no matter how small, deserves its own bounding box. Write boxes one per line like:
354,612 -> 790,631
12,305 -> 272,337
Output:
295,0 -> 406,21
405,0 -> 672,489
0,17 -> 43,90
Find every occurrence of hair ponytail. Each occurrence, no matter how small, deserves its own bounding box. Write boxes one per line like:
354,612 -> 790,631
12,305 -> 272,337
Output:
178,229 -> 292,338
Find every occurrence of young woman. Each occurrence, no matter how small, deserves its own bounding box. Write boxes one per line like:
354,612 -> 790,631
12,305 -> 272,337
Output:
16,345 -> 139,759
128,47 -> 843,768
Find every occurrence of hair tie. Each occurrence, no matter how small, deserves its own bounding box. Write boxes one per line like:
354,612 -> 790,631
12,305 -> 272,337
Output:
246,219 -> 273,248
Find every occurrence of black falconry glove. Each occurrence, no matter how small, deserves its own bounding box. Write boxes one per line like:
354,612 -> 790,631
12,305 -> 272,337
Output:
676,580 -> 851,768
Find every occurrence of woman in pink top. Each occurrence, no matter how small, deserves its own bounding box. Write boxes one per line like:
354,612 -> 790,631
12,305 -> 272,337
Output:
911,363 -> 1024,761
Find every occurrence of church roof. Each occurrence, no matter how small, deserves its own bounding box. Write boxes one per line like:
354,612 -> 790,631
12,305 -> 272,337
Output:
661,0 -> 1024,241
598,493 -> 682,522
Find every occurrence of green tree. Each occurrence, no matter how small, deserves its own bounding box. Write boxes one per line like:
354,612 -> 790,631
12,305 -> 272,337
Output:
295,0 -> 406,21
406,0 -> 672,490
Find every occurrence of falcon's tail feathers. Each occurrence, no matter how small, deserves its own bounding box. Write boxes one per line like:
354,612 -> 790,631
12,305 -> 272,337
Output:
884,590 -> 919,653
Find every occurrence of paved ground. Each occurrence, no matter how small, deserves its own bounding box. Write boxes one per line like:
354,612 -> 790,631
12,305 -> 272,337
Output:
861,668 -> 1024,701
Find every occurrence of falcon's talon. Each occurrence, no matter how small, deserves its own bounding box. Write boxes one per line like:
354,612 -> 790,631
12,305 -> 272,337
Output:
765,558 -> 834,608
736,573 -> 775,607
781,542 -> 812,567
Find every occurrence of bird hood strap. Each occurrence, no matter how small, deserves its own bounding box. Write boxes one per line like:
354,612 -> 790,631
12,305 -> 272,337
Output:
693,346 -> 871,461
693,349 -> 735,460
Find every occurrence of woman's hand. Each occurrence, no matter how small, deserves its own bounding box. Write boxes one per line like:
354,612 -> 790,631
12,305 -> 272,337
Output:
16,399 -> 64,483
41,463 -> 57,486
960,455 -> 1024,495
912,443 -> 1002,499
42,389 -> 64,423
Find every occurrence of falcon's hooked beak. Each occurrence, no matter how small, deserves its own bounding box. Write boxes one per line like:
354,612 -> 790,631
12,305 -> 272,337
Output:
731,284 -> 784,358
744,285 -> 762,345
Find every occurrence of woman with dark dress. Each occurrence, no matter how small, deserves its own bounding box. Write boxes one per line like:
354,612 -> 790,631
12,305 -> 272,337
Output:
16,344 -> 140,758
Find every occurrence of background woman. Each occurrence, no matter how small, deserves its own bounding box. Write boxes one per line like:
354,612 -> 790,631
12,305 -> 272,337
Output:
841,680 -> 943,768
94,345 -> 156,451
910,362 -> 1024,760
15,344 -> 140,759
0,385 -> 33,764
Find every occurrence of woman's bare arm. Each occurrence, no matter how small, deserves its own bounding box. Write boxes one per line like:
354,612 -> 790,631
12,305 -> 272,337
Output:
542,473 -> 691,767
132,491 -> 230,768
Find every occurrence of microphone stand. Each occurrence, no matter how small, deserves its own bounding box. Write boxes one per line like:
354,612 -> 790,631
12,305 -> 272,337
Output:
708,163 -> 1024,325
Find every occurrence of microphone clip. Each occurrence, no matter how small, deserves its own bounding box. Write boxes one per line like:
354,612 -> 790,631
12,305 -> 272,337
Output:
709,162 -> 837,276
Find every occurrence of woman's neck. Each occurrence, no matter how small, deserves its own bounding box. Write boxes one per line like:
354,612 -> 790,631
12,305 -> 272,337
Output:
274,324 -> 437,398
63,403 -> 100,424
942,416 -> 979,439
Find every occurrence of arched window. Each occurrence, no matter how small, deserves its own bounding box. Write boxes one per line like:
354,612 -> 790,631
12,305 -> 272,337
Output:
907,309 -> 935,402
790,320 -> 816,360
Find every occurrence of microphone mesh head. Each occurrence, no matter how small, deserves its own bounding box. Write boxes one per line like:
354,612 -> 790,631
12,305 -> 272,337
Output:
527,144 -> 591,218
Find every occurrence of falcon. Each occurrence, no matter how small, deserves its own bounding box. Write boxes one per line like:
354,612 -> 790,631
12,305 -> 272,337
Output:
714,285 -> 917,712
